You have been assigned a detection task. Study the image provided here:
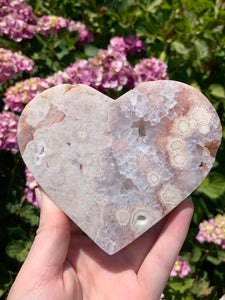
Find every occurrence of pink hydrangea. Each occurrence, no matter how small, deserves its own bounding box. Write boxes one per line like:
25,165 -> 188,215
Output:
3,77 -> 50,112
108,37 -> 127,54
109,35 -> 145,55
62,59 -> 97,86
46,70 -> 68,86
35,16 -> 93,46
68,20 -> 94,45
0,0 -> 35,41
36,15 -> 69,35
25,168 -> 38,207
124,34 -> 146,54
196,214 -> 225,249
49,45 -> 136,91
0,48 -> 34,83
0,111 -> 19,154
170,256 -> 191,278
134,57 -> 169,83
46,35 -> 166,91
89,49 -> 136,91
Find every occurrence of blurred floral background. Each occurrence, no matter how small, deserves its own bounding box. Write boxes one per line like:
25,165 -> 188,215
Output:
0,0 -> 225,298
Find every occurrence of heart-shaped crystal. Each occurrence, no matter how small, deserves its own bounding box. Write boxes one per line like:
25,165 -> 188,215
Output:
17,80 -> 222,254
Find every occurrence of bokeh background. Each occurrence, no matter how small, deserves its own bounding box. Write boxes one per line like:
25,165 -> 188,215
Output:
0,0 -> 225,298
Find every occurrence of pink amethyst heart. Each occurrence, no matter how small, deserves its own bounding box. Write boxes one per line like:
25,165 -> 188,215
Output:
17,80 -> 222,254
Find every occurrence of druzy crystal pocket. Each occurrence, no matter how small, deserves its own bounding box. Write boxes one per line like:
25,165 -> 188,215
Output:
17,80 -> 222,254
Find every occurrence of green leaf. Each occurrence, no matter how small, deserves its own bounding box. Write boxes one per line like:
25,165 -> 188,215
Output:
197,172 -> 225,199
20,204 -> 40,227
169,278 -> 195,293
191,245 -> 202,263
7,227 -> 27,240
55,48 -> 70,60
146,0 -> 163,12
84,44 -> 99,57
171,41 -> 191,54
191,278 -> 210,296
206,255 -> 221,265
209,84 -> 225,98
194,39 -> 209,59
5,202 -> 20,215
6,240 -> 32,263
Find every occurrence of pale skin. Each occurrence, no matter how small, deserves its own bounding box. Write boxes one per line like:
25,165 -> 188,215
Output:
8,189 -> 193,300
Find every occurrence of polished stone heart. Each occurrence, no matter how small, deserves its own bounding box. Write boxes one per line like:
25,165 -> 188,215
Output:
17,81 -> 222,254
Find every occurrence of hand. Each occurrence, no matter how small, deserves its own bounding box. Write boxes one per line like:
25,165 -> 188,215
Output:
8,188 -> 193,300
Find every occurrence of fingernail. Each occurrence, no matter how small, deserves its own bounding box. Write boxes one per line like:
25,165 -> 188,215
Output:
35,187 -> 42,208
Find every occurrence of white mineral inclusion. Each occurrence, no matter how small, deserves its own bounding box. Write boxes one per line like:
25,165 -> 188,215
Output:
171,152 -> 189,168
159,184 -> 182,205
191,108 -> 210,124
147,171 -> 161,186
17,81 -> 222,255
176,118 -> 196,136
168,139 -> 185,152
199,124 -> 210,135
115,209 -> 130,225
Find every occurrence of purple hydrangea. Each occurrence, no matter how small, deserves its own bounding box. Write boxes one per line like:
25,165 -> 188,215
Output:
25,168 -> 38,207
0,111 -> 19,154
0,0 -> 35,41
134,57 -> 169,83
170,256 -> 191,278
0,48 -> 34,83
196,214 -> 225,249
3,77 -> 50,112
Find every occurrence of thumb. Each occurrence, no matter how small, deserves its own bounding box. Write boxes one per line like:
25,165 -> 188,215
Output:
23,188 -> 71,279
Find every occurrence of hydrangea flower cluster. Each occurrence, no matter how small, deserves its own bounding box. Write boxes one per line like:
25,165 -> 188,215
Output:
59,49 -> 137,91
35,16 -> 94,45
196,214 -> 225,249
170,256 -> 191,278
0,48 -> 34,83
68,20 -> 94,46
3,35 -> 168,112
134,57 -> 169,83
0,0 -> 36,41
47,35 -> 167,91
36,15 -> 69,35
0,1 -> 93,45
0,111 -> 19,154
25,168 -> 38,207
3,77 -> 50,111
109,34 -> 145,55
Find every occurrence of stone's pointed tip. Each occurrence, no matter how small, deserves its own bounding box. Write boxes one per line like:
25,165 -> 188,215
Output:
17,80 -> 222,255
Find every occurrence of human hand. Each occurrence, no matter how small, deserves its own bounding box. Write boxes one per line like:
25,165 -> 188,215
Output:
8,188 -> 193,300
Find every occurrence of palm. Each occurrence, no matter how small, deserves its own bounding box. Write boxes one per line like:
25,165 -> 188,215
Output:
8,191 -> 193,300
66,225 -> 162,300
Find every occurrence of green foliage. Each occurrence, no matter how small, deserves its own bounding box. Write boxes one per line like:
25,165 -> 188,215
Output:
1,0 -> 225,298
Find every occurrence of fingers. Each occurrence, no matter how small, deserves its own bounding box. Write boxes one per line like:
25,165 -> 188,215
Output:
21,188 -> 72,279
137,198 -> 194,299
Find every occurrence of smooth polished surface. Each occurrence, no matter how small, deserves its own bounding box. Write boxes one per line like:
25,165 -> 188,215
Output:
17,81 -> 222,254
